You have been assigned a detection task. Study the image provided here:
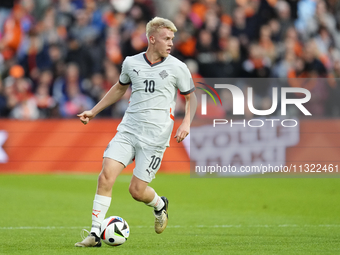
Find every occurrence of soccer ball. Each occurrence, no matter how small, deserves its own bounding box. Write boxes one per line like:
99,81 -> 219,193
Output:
100,216 -> 130,246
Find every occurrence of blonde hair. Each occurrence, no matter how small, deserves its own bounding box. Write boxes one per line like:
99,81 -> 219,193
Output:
146,17 -> 177,41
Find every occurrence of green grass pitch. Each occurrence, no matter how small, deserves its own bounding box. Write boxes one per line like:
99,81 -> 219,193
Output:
0,174 -> 339,254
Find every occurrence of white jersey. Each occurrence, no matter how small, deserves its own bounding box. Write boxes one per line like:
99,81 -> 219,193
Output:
117,52 -> 195,147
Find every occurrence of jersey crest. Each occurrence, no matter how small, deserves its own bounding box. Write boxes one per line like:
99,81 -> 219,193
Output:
159,70 -> 169,79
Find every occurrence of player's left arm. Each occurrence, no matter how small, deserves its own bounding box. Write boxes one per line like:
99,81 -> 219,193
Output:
174,92 -> 197,143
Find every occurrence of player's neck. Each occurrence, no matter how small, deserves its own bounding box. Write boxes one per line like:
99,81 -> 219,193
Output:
145,49 -> 164,64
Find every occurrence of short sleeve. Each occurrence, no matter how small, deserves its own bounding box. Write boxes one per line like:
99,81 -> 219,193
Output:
176,65 -> 195,95
119,58 -> 131,85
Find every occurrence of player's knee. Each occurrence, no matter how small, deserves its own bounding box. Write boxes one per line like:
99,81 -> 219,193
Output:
129,185 -> 144,201
98,171 -> 116,187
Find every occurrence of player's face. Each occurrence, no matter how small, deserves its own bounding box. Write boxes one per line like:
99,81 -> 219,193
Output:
152,28 -> 174,58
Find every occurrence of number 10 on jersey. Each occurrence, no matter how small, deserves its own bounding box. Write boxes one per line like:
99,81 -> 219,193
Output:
144,79 -> 155,93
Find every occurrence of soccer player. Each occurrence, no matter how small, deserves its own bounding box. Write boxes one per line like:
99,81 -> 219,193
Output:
75,17 -> 197,247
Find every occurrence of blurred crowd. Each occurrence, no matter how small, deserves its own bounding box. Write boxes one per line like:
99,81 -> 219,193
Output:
0,0 -> 340,120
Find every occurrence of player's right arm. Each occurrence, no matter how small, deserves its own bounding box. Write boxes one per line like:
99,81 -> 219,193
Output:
78,81 -> 130,125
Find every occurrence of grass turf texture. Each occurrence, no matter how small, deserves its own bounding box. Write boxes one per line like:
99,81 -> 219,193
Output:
0,174 -> 339,255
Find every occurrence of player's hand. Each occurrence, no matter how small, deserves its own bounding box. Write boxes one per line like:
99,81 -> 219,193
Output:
77,110 -> 95,125
174,122 -> 189,143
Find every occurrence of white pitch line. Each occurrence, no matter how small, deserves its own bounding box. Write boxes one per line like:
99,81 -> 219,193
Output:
1,224 -> 340,230
0,226 -> 89,230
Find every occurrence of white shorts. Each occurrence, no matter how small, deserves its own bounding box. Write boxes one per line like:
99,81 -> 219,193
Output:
103,131 -> 166,183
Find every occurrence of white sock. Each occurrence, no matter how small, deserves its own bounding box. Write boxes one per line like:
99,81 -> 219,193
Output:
90,194 -> 111,236
146,193 -> 164,211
